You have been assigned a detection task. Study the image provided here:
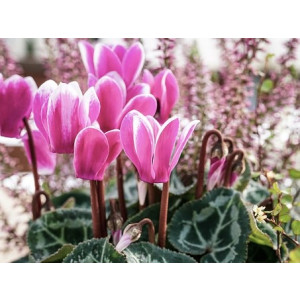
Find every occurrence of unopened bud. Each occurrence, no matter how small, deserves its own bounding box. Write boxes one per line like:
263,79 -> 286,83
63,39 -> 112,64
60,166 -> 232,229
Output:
210,141 -> 228,159
232,159 -> 245,175
107,212 -> 123,232
115,223 -> 142,253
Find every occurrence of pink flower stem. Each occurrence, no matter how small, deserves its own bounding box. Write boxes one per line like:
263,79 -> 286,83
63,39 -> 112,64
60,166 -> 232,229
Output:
138,218 -> 155,244
223,149 -> 245,188
148,183 -> 156,205
116,154 -> 127,221
224,137 -> 234,153
23,117 -> 42,220
195,129 -> 224,199
158,181 -> 170,248
89,180 -> 101,238
96,180 -> 107,237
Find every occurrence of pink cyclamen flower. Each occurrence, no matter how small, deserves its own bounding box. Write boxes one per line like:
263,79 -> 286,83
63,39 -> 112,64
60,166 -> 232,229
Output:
94,76 -> 157,132
206,157 -> 239,190
0,73 -> 37,138
74,126 -> 122,181
33,80 -> 100,154
142,69 -> 179,124
79,41 -> 144,89
120,110 -> 199,183
22,130 -> 56,175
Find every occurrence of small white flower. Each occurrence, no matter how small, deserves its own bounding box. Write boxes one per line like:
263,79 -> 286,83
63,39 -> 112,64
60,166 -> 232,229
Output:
253,205 -> 266,217
256,214 -> 267,223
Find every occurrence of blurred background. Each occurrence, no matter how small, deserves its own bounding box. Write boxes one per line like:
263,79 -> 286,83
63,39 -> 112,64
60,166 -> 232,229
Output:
0,38 -> 299,262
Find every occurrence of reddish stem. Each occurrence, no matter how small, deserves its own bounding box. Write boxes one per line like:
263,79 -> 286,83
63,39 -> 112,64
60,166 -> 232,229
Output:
23,117 -> 41,220
116,154 -> 127,221
195,129 -> 223,199
148,183 -> 156,205
96,180 -> 107,237
158,181 -> 170,248
223,149 -> 244,188
138,218 -> 155,244
89,181 -> 101,238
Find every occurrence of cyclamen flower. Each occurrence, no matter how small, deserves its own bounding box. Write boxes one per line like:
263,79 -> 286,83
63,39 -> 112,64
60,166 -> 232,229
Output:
0,73 -> 37,138
79,41 -> 144,89
120,110 -> 199,183
94,76 -> 157,132
74,127 -> 122,181
22,130 -> 56,175
142,69 -> 179,124
33,80 -> 100,154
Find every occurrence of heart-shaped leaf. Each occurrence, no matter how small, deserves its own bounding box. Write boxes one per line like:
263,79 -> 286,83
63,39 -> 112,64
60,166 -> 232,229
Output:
63,238 -> 126,263
41,244 -> 75,263
242,180 -> 269,205
168,188 -> 251,262
27,208 -> 93,261
234,160 -> 251,192
124,242 -> 196,263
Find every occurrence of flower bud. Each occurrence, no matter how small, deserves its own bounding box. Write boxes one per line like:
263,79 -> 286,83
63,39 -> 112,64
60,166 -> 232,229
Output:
210,141 -> 228,159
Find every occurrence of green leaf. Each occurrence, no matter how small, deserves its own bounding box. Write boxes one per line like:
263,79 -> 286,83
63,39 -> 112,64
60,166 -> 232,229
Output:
63,238 -> 126,263
291,220 -> 300,235
27,208 -> 93,261
155,171 -> 196,196
273,226 -> 284,233
41,244 -> 75,263
52,191 -> 91,209
260,79 -> 274,93
242,180 -> 270,204
234,160 -> 251,192
289,65 -> 298,79
168,188 -> 251,262
270,182 -> 281,195
289,168 -> 300,179
272,203 -> 282,216
289,247 -> 300,263
279,204 -> 291,223
124,242 -> 196,263
281,194 -> 293,205
123,197 -> 186,242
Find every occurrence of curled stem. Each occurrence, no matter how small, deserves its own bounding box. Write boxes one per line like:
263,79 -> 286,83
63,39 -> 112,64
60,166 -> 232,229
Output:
138,218 -> 155,244
223,149 -> 245,188
32,190 -> 52,219
195,129 -> 223,199
224,137 -> 234,154
116,154 -> 127,221
158,181 -> 170,248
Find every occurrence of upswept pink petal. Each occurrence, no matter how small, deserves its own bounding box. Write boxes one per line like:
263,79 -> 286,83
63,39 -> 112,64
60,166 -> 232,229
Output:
0,75 -> 36,138
95,76 -> 124,132
126,83 -> 150,102
206,157 -> 227,191
74,127 -> 109,181
94,44 -> 122,78
120,110 -> 155,182
47,83 -> 85,153
117,94 -> 157,128
33,80 -> 58,142
153,117 -> 180,182
169,120 -> 200,171
146,116 -> 161,142
68,81 -> 83,96
115,233 -> 132,253
153,70 -> 179,124
88,73 -> 97,87
22,130 -> 56,175
112,44 -> 127,61
122,42 -> 145,88
141,69 -> 155,89
97,129 -> 122,178
106,71 -> 127,102
82,87 -> 100,123
78,41 -> 95,75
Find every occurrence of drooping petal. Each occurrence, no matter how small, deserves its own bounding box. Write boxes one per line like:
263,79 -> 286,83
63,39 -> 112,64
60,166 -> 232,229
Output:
112,44 -> 127,61
142,69 -> 155,89
33,80 -> 58,142
137,180 -> 148,206
94,44 -> 122,78
78,41 -> 95,75
206,157 -> 227,191
169,120 -> 199,171
126,83 -> 150,102
122,42 -> 145,88
47,83 -> 85,153
95,76 -> 124,132
22,130 -> 56,175
74,127 -> 109,181
153,117 -> 179,182
115,233 -> 132,253
153,70 -> 179,124
0,75 -> 36,138
97,129 -> 122,179
117,94 -> 157,128
112,229 -> 122,246
120,110 -> 155,182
